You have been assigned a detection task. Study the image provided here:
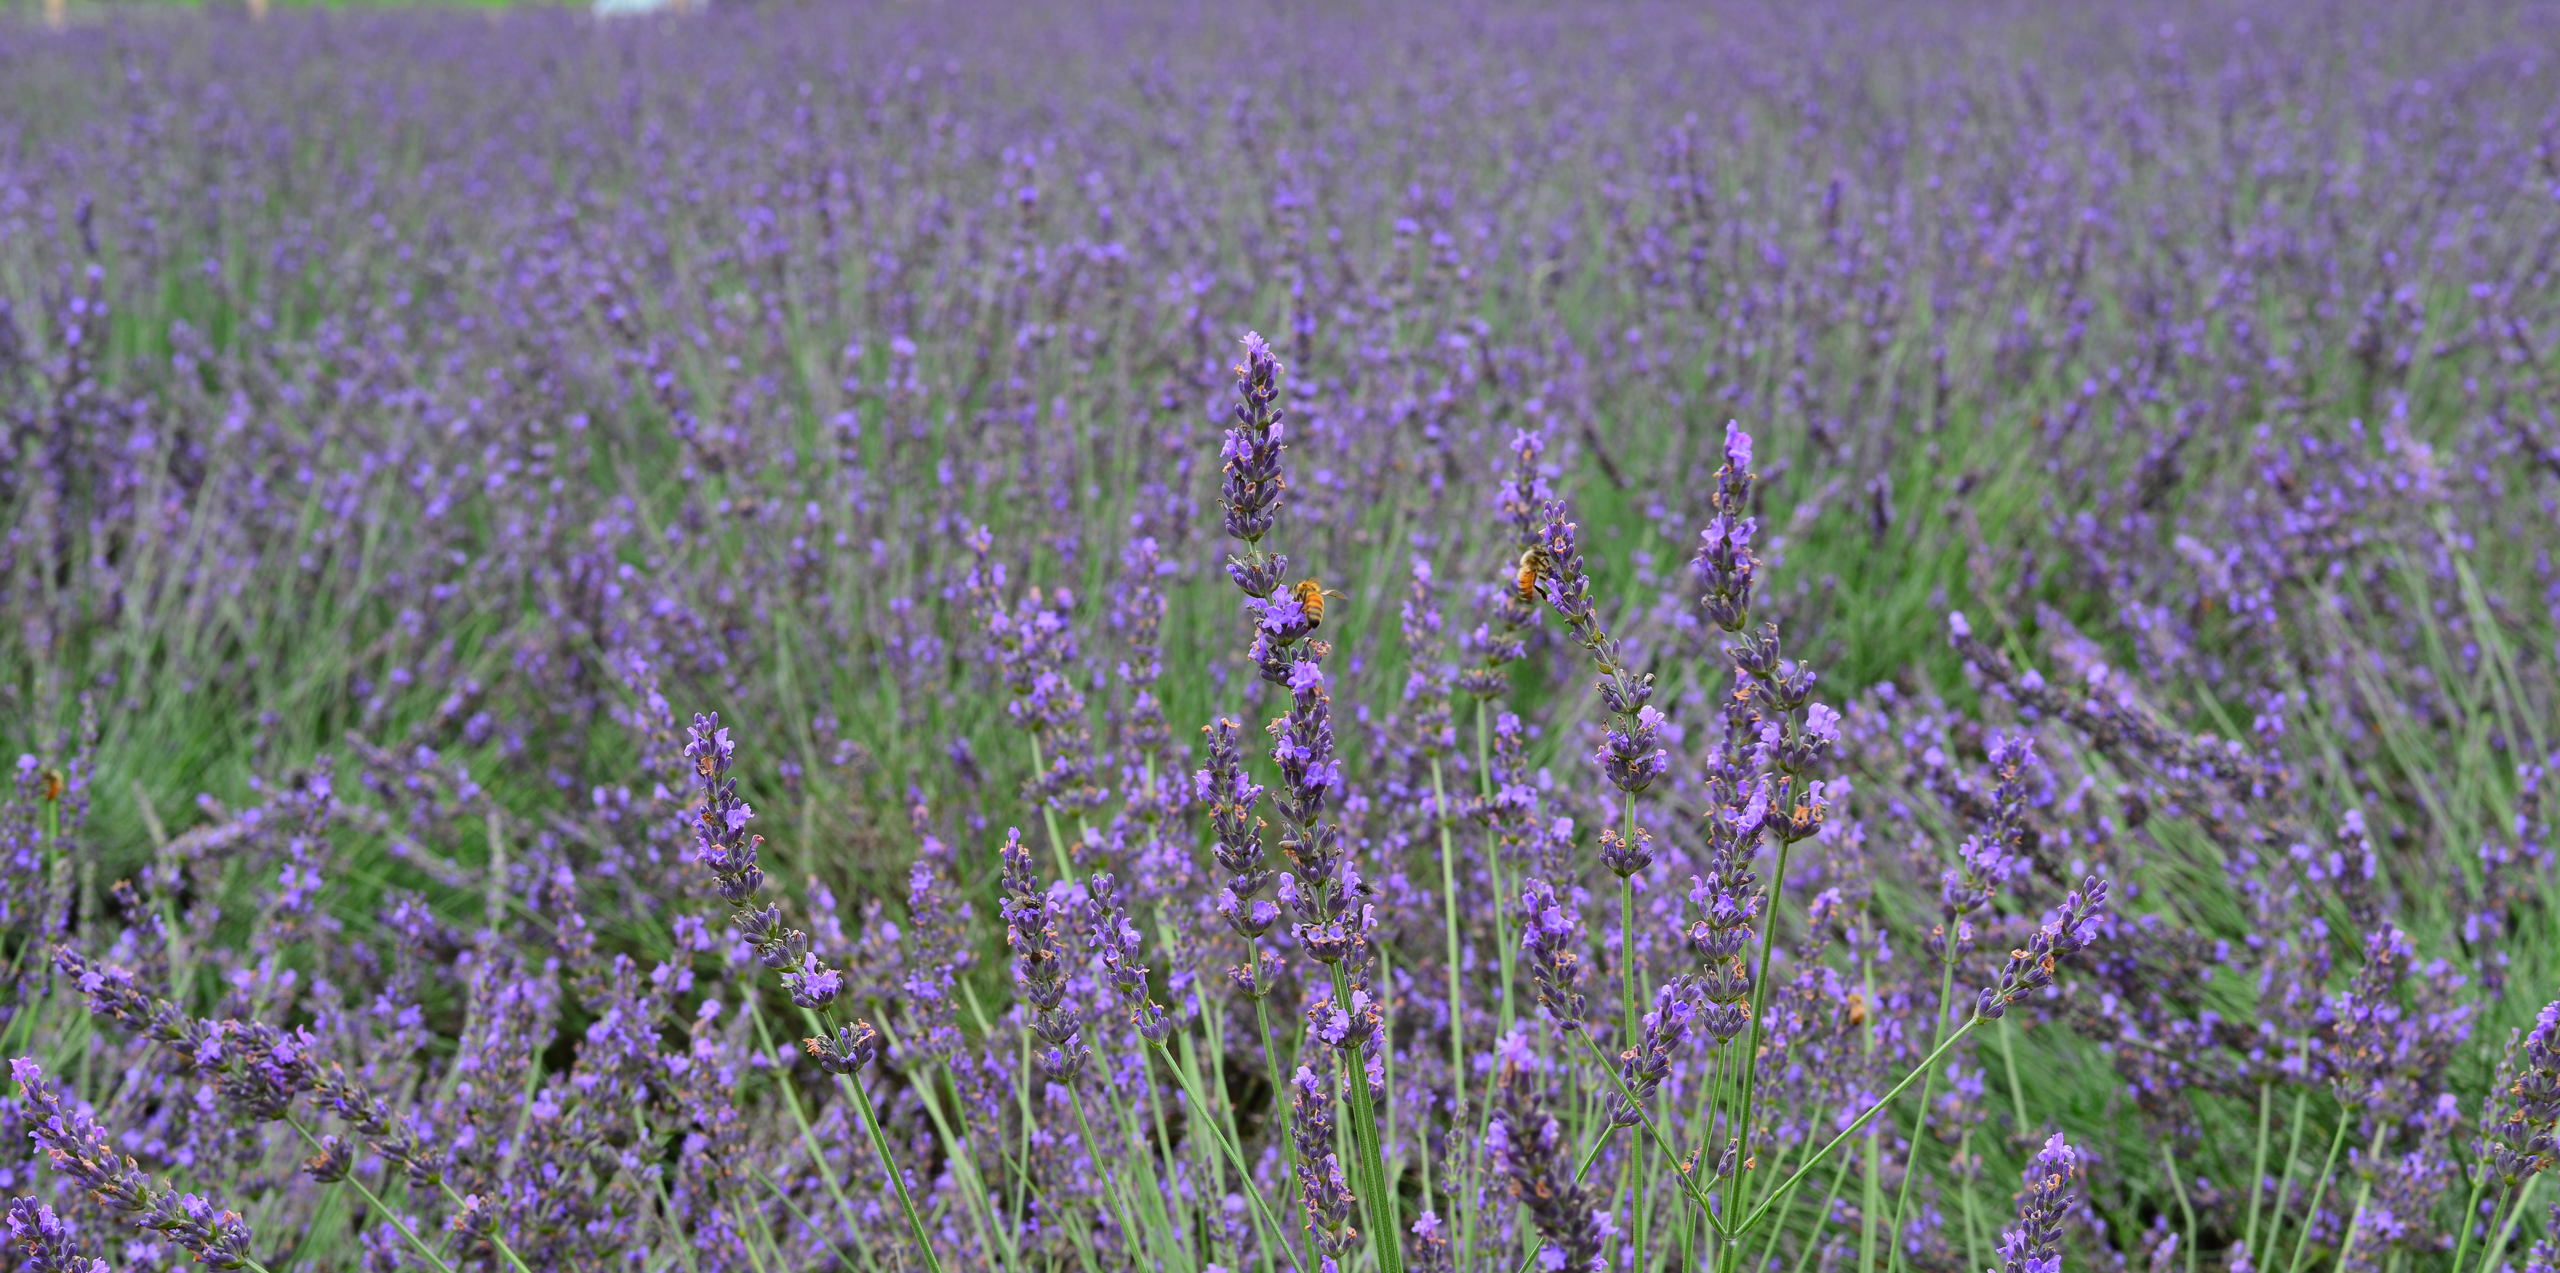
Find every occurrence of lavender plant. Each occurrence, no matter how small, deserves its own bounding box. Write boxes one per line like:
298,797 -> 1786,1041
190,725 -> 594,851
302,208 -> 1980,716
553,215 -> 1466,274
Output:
0,2 -> 2554,1272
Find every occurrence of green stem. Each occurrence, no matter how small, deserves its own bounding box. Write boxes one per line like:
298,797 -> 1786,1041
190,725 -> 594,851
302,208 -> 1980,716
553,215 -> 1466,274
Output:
1861,1101 -> 1882,1273
2331,1123 -> 2389,1273
748,1006 -> 877,1250
1185,995 -> 1272,1273
2162,1141 -> 2199,1273
1331,964 -> 1405,1273
1726,837 -> 1797,1237
1885,961 -> 1959,1273
846,1009 -> 1012,1267
1616,859 -> 1641,1273
1855,905 -> 1882,1273
2478,1176 -> 2539,1273
1998,1013 -> 2029,1140
1786,1151 -> 1860,1273
2283,1109 -> 2357,1273
2446,1166 -> 2492,1273
280,1115 -> 456,1273
1252,950 -> 1315,1259
745,1163 -> 869,1273
1572,1027 -> 1719,1222
433,1178 -> 538,1273
1069,1084 -> 1152,1267
1467,701 -> 1522,1273
1477,700 -> 1517,1036
849,1070 -> 951,1273
2266,1072 -> 2313,1267
1958,1128 -> 1985,1273
1029,737 -> 1079,885
1150,1038 -> 1307,1273
1430,754 -> 1466,1194
1736,1014 -> 1985,1236
2244,1080 -> 2275,1260
1619,793 -> 1641,1054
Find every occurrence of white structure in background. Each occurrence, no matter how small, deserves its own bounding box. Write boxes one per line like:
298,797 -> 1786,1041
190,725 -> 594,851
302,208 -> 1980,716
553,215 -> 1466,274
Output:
596,0 -> 699,15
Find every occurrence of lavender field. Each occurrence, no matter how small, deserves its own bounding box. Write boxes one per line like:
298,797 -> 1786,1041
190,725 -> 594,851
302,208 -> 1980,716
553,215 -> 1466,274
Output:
2,2 -> 2558,1271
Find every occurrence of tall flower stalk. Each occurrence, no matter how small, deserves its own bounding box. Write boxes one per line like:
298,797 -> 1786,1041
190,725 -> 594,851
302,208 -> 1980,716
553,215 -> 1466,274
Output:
681,715 -> 940,1273
1210,331 -> 1406,1273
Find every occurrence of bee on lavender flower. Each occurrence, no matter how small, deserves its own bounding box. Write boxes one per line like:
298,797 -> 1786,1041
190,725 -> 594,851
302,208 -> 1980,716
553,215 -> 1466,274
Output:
1292,578 -> 1345,627
1512,547 -> 1545,605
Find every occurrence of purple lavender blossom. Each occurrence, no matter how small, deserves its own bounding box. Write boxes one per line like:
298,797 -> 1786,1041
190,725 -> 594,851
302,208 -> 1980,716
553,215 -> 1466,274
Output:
1400,558 -> 1457,758
1221,332 -> 1292,597
2525,1203 -> 2558,1273
988,591 -> 1107,813
6,11 -> 2556,1272
1997,1132 -> 2087,1273
1271,658 -> 1345,880
1117,535 -> 1174,759
2483,999 -> 2560,1183
1084,872 -> 1172,1044
1693,423 -> 1759,633
56,947 -> 445,1186
1002,828 -> 1087,1080
683,713 -> 878,1075
3,1199 -> 107,1273
1519,878 -> 1589,1029
1943,735 -> 2035,920
684,714 -> 765,906
1409,1209 -> 1455,1273
2328,927 -> 2424,1109
1289,1062 -> 1362,1259
1199,718 -> 1278,942
1978,878 -> 2112,1019
12,1058 -> 259,1271
1605,975 -> 1699,1126
1488,1030 -> 1605,1270
1457,430 -> 1548,701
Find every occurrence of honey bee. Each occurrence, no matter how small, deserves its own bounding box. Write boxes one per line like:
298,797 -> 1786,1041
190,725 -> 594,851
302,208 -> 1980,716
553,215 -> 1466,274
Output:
1513,548 -> 1545,604
1842,989 -> 1868,1028
1293,579 -> 1346,625
37,768 -> 63,803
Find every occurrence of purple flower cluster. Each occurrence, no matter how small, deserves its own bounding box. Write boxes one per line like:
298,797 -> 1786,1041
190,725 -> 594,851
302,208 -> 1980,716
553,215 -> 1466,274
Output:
14,1060 -> 252,1271
3,1197 -> 106,1273
1999,1133 -> 2088,1273
0,5 -> 2552,1272
686,714 -> 877,1074
1487,1032 -> 1605,1271
1001,828 -> 1085,1081
1291,1062 -> 1363,1261
1605,976 -> 1699,1128
1518,878 -> 1590,1029
1456,431 -> 1549,702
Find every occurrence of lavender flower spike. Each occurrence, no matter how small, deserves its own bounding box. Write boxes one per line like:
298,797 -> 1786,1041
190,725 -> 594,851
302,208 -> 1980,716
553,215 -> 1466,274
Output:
1085,872 -> 1173,1043
2483,999 -> 2560,1183
1606,975 -> 1699,1126
1271,658 -> 1345,878
12,1058 -> 260,1271
685,714 -> 766,905
1977,877 -> 2111,1019
683,712 -> 877,1075
1002,827 -> 1087,1079
1291,1064 -> 1362,1259
1489,1030 -> 1605,1270
1221,331 -> 1292,597
1694,422 -> 1759,633
4,1199 -> 108,1273
1998,1133 -> 2087,1273
1519,878 -> 1589,1029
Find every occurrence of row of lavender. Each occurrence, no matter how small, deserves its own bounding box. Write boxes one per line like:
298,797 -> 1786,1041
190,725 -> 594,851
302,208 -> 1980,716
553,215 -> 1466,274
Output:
2,1 -> 2557,1270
